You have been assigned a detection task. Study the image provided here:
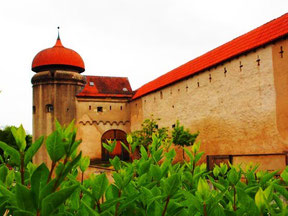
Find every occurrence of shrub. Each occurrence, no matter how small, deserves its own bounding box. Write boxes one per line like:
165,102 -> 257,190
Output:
0,121 -> 287,215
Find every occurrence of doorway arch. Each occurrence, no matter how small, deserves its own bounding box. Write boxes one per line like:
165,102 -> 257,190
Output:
101,129 -> 129,161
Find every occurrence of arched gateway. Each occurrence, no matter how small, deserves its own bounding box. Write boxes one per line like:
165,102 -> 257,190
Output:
101,130 -> 130,161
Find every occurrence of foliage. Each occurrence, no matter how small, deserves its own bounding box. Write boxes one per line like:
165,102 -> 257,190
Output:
0,120 -> 288,215
130,117 -> 170,151
0,125 -> 32,165
172,120 -> 198,148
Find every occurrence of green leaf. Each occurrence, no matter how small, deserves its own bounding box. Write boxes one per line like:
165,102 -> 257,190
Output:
69,140 -> 82,157
41,184 -> 78,216
163,173 -> 181,197
45,131 -> 66,162
227,168 -> 240,185
113,172 -> 123,189
57,152 -> 82,187
81,200 -> 100,216
0,165 -> 8,184
0,184 -> 14,199
102,143 -> 112,152
31,163 -> 49,209
263,184 -> 273,202
165,149 -> 176,161
183,148 -> 194,161
110,156 -> 121,171
274,184 -> 288,200
213,165 -> 220,177
150,164 -> 162,181
11,125 -> 26,152
39,179 -> 57,202
91,173 -> 109,201
24,136 -> 44,166
120,141 -> 131,154
194,152 -> 204,163
0,141 -> 21,166
127,134 -> 133,144
280,168 -> 288,184
15,183 -> 35,212
255,188 -> 267,212
196,177 -> 210,201
259,170 -> 278,186
80,156 -> 90,172
220,163 -> 228,175
6,170 -> 15,187
140,145 -> 148,159
237,187 -> 259,215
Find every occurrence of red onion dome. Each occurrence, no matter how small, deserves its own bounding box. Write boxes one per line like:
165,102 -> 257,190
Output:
32,36 -> 85,73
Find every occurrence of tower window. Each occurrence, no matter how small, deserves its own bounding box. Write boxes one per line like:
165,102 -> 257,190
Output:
33,106 -> 36,114
120,106 -> 123,110
110,106 -> 112,110
89,105 -> 91,110
89,81 -> 94,86
160,91 -> 163,99
46,104 -> 54,113
97,106 -> 103,112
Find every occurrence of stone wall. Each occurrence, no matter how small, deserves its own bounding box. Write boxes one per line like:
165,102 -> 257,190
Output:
130,39 -> 288,170
76,98 -> 131,161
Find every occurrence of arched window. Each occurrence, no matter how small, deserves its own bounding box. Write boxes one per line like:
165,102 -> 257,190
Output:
101,130 -> 129,161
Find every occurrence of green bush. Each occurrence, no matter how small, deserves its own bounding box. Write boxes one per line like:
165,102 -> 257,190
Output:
0,121 -> 287,216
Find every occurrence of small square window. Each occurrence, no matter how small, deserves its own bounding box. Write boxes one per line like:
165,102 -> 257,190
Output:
97,106 -> 103,112
89,81 -> 94,86
46,104 -> 53,113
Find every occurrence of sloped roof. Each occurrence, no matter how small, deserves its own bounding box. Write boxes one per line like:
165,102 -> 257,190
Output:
133,13 -> 288,99
77,76 -> 133,98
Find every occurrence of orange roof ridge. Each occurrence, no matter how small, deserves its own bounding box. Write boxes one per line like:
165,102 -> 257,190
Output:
133,13 -> 288,99
85,75 -> 129,79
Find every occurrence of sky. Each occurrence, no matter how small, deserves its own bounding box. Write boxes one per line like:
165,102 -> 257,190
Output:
0,0 -> 287,133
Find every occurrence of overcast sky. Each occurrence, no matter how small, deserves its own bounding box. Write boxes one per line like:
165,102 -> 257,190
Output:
0,0 -> 287,133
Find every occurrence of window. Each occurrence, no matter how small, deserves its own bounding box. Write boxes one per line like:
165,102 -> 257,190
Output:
46,104 -> 53,113
89,81 -> 94,86
97,106 -> 103,112
33,106 -> 36,114
89,105 -> 91,110
120,106 -> 123,110
160,91 -> 163,99
110,106 -> 112,110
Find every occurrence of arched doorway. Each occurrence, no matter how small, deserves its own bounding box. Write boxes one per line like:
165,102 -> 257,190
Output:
101,130 -> 130,161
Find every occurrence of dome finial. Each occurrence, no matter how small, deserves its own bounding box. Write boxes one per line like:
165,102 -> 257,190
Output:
57,26 -> 60,40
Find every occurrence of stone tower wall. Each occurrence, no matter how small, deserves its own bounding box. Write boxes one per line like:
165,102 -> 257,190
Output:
32,70 -> 85,165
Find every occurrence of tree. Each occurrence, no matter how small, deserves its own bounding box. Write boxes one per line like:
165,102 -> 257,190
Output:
130,117 -> 170,157
172,120 -> 198,159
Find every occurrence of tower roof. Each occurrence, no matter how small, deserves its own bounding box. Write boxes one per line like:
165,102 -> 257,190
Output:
32,34 -> 85,73
133,13 -> 288,99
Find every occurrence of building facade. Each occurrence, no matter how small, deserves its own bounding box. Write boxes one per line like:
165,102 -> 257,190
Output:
32,14 -> 288,170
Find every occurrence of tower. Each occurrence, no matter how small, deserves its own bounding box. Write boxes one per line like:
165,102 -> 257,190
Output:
31,30 -> 86,165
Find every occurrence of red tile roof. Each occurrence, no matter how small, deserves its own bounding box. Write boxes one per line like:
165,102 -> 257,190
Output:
77,76 -> 133,98
133,13 -> 288,99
